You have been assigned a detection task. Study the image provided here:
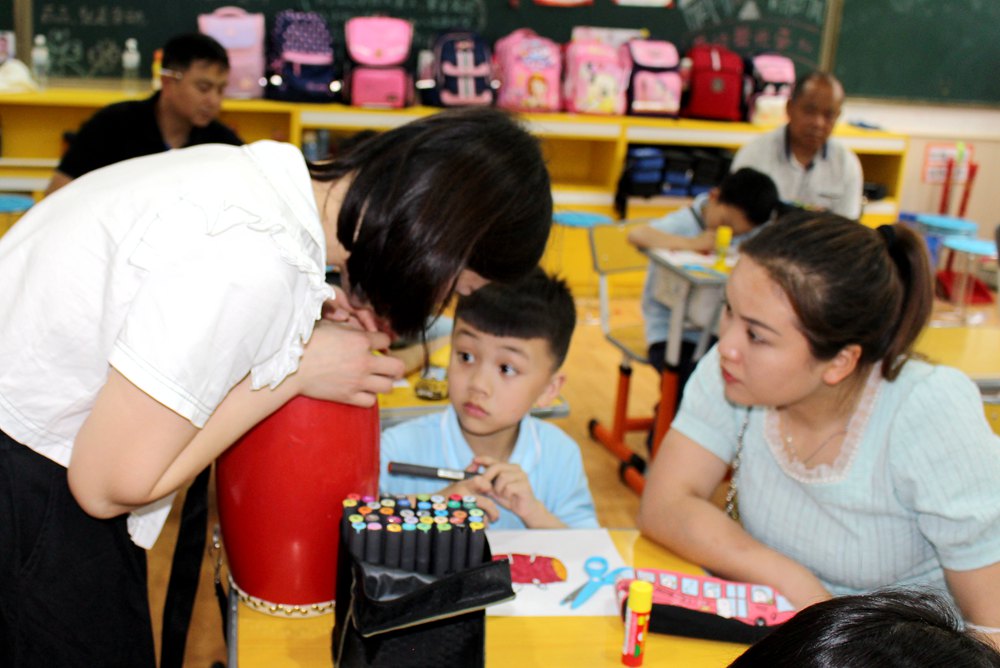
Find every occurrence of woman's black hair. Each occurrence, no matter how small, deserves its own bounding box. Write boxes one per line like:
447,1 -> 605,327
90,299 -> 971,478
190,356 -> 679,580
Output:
310,107 -> 552,336
739,212 -> 933,380
729,589 -> 1000,668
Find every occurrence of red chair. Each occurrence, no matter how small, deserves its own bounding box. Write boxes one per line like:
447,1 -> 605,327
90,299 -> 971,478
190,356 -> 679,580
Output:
585,221 -> 678,495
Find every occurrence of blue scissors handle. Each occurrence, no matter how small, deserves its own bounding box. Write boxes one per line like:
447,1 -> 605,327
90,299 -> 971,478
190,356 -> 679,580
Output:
570,558 -> 631,610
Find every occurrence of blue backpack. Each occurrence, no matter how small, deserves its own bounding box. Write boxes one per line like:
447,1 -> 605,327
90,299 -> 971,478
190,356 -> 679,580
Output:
421,31 -> 493,107
267,10 -> 338,102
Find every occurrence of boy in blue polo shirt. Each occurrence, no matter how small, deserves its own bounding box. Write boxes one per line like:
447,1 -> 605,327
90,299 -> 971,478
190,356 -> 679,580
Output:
379,267 -> 598,530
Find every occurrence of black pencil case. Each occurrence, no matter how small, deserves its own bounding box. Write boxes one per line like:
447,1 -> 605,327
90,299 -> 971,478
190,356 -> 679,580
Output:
332,535 -> 514,668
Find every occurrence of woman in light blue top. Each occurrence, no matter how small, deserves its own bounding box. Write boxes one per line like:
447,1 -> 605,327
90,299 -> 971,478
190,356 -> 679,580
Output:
638,212 -> 1000,649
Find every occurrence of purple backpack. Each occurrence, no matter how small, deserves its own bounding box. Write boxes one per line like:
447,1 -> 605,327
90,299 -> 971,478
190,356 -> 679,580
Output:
267,10 -> 337,102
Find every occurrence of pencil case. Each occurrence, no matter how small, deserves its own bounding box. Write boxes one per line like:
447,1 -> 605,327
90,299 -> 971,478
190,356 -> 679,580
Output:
614,568 -> 796,644
332,531 -> 514,667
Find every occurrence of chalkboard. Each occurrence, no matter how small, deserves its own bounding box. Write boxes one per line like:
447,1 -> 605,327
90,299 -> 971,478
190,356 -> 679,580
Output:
834,0 -> 1000,105
32,0 -> 827,79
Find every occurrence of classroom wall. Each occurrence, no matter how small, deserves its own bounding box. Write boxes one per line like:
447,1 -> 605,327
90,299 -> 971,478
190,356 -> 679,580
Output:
845,100 -> 1000,238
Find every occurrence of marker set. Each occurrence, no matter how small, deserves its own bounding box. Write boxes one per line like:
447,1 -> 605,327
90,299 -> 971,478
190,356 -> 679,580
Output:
342,493 -> 487,576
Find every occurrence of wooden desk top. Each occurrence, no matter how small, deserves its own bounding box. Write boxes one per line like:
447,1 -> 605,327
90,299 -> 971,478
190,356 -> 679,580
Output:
235,530 -> 747,667
914,324 -> 1000,384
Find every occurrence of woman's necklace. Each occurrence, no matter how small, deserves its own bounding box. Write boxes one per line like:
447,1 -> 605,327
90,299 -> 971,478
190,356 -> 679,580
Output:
781,416 -> 848,465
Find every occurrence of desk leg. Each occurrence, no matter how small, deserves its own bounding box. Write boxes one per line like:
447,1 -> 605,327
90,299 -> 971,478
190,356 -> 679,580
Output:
651,371 -> 677,460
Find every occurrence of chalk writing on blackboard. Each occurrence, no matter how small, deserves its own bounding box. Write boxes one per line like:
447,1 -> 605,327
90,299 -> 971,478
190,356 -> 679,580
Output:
678,0 -> 825,70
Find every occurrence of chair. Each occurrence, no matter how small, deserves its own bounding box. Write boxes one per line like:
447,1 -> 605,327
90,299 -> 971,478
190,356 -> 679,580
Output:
586,220 -> 678,495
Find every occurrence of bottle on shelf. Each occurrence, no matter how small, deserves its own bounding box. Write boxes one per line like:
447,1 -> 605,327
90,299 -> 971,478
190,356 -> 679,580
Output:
31,35 -> 49,87
122,38 -> 141,91
151,49 -> 163,91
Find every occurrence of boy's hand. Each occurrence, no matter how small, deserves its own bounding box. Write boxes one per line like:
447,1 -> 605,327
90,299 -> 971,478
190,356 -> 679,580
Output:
437,478 -> 503,525
472,456 -> 565,529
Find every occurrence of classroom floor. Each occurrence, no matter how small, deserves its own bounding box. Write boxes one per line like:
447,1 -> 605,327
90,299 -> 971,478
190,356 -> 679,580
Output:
146,297 -> 660,667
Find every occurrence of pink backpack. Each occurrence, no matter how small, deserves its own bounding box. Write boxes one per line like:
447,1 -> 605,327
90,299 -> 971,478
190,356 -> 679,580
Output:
743,53 -> 796,123
562,39 -> 627,115
344,16 -> 413,108
493,29 -> 562,113
621,39 -> 681,117
198,6 -> 265,98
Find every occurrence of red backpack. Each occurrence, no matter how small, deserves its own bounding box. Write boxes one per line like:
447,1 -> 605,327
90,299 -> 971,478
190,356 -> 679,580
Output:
681,44 -> 744,122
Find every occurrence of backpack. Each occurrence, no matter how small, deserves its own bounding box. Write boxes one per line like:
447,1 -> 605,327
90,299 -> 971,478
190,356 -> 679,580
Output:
681,44 -> 743,122
344,16 -> 413,109
493,28 -> 562,113
267,10 -> 337,102
562,39 -> 628,115
621,39 -> 681,117
197,6 -> 265,99
424,30 -> 493,107
743,53 -> 796,124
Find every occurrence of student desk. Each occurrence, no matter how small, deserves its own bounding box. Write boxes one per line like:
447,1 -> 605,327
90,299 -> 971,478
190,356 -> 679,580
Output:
914,324 -> 1000,434
644,248 -> 729,368
232,530 -> 748,667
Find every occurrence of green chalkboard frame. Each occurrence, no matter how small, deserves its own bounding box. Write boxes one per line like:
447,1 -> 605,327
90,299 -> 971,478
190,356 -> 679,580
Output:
834,0 -> 1000,106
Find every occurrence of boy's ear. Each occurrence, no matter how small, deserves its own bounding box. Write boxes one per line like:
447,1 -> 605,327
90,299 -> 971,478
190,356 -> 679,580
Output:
534,371 -> 566,409
707,187 -> 720,202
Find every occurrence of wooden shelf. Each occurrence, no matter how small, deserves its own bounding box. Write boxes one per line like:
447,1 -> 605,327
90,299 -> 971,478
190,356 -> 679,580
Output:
0,84 -> 908,292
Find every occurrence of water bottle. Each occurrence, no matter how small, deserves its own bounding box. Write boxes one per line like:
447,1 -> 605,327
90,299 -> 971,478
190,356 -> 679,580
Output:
31,35 -> 49,87
122,38 -> 140,90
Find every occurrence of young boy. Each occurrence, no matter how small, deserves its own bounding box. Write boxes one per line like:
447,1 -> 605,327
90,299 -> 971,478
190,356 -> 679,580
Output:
627,167 -> 780,403
379,267 -> 598,530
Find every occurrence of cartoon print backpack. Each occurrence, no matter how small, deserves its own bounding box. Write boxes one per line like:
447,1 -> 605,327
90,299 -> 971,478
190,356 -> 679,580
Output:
266,10 -> 337,102
344,16 -> 413,109
563,39 -> 628,115
681,43 -> 744,122
425,30 -> 494,107
621,39 -> 681,117
198,6 -> 265,99
493,28 -> 562,113
743,53 -> 796,124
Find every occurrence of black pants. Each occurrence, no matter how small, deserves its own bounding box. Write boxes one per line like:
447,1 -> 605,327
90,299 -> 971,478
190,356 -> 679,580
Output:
647,338 -> 707,415
0,430 -> 156,668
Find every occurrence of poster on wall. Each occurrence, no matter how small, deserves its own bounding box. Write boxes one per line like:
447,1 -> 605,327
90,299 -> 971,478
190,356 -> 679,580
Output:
922,142 -> 975,184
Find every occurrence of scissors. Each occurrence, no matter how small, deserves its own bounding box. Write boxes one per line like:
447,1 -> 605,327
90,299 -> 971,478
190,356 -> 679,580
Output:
559,557 -> 633,610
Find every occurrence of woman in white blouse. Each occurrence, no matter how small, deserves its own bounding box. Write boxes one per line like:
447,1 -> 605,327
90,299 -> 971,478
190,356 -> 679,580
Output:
0,107 -> 552,666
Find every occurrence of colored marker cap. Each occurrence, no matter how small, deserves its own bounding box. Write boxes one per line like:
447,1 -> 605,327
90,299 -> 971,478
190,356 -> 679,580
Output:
386,524 -> 402,533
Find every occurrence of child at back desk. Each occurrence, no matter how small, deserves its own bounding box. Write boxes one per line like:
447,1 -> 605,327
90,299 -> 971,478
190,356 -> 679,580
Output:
627,167 -> 780,409
379,267 -> 598,530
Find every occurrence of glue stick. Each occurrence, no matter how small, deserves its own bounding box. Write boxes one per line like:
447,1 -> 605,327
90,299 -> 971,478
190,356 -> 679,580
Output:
714,224 -> 734,273
621,580 -> 653,667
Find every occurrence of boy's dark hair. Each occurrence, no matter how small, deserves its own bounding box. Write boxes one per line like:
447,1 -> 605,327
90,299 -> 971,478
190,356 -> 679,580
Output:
453,267 -> 575,369
729,588 -> 1000,668
717,168 -> 780,226
162,33 -> 230,71
312,107 -> 552,337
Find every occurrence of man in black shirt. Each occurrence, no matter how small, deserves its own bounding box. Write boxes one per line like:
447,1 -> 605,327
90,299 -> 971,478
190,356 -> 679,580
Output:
44,33 -> 243,195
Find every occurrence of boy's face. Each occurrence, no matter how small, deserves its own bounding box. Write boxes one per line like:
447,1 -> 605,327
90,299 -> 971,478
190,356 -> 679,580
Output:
704,194 -> 756,237
448,319 -> 564,440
